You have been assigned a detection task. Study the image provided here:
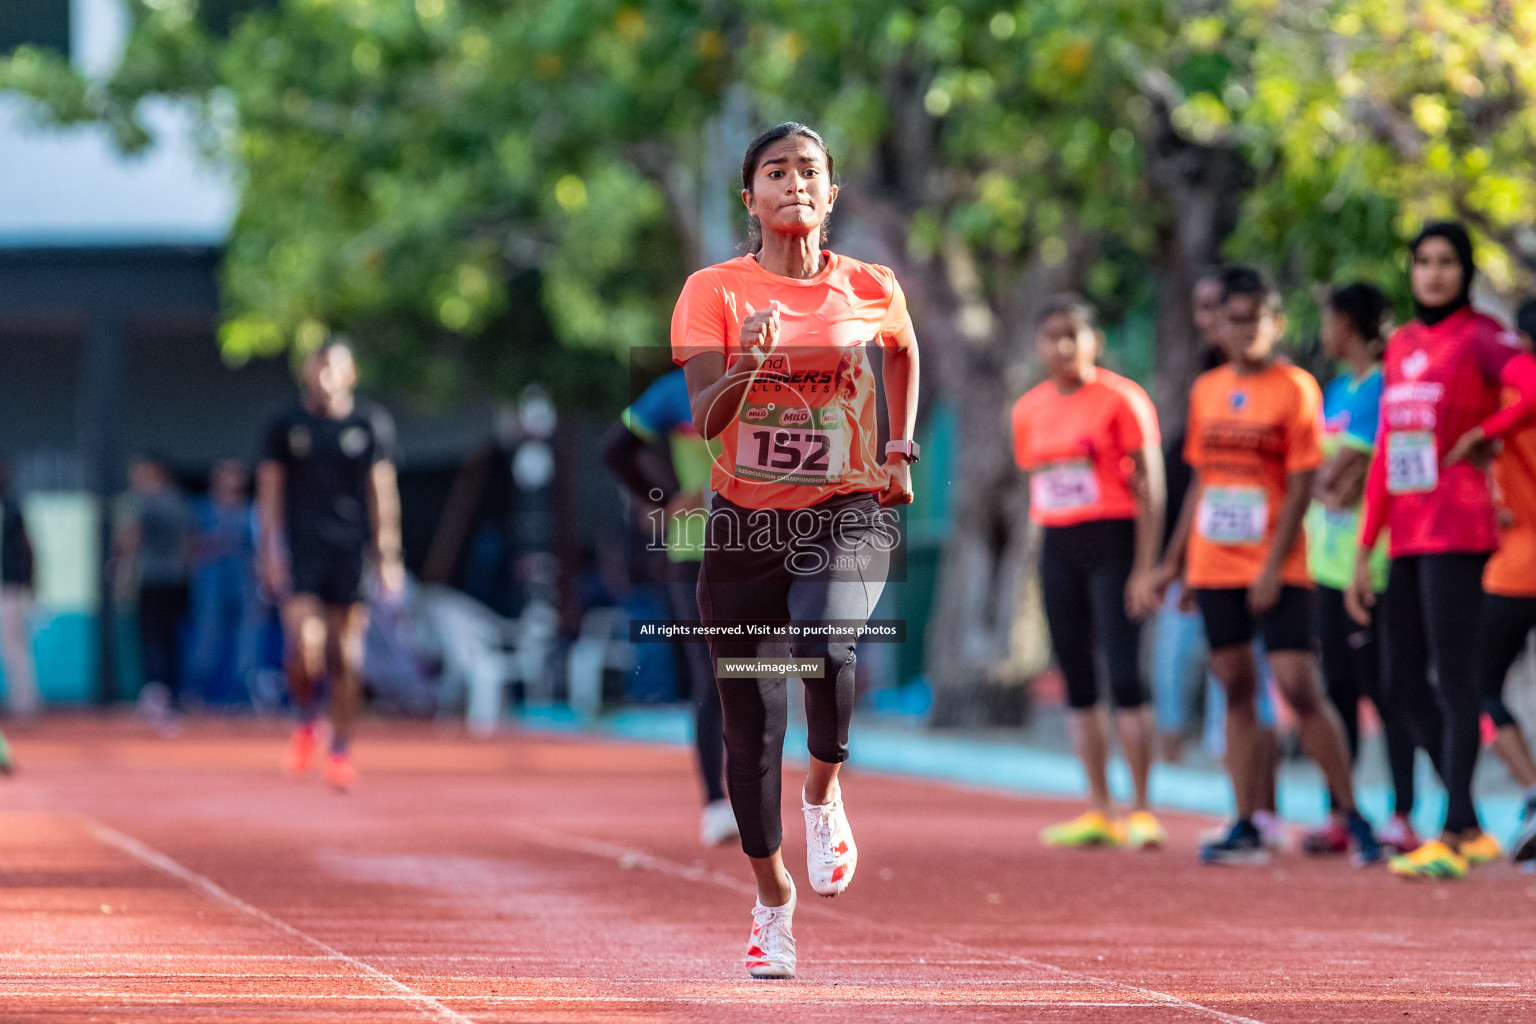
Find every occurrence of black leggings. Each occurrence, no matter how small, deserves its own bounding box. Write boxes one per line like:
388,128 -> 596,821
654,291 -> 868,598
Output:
1381,554 -> 1487,834
664,566 -> 726,805
697,492 -> 890,859
1477,593 -> 1536,730
1314,585 -> 1416,816
138,583 -> 188,698
1039,519 -> 1145,711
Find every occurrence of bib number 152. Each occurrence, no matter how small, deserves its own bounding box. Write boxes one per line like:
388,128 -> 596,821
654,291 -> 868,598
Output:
749,429 -> 832,473
733,403 -> 848,485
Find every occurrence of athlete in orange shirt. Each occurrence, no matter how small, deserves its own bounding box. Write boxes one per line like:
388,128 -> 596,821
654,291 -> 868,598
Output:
1477,298 -> 1536,863
1153,267 -> 1381,865
1012,294 -> 1167,851
672,124 -> 919,980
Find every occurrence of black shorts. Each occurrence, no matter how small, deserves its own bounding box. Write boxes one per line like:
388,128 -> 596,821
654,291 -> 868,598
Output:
1194,585 -> 1313,653
291,543 -> 366,607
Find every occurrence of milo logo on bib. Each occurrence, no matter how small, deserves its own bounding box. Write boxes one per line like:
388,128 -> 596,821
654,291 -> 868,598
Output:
734,402 -> 850,485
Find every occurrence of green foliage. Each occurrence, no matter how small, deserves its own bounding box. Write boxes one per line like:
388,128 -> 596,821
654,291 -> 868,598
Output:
1231,0 -> 1536,322
4,0 -> 1534,401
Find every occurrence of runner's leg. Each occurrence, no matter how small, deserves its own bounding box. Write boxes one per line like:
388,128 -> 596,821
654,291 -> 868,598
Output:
280,594 -> 326,720
1350,603 -> 1417,816
1040,527 -> 1112,814
1150,586 -> 1203,762
1196,589 -> 1261,822
1421,554 -> 1489,839
324,603 -> 368,753
1477,594 -> 1536,790
1084,529 -> 1153,812
667,568 -> 725,805
698,541 -> 794,906
0,585 -> 39,717
787,501 -> 889,805
1382,557 -> 1447,784
1314,585 -> 1361,811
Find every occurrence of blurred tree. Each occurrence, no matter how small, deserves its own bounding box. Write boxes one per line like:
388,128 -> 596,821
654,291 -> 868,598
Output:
1230,0 -> 1536,324
6,0 -> 1533,722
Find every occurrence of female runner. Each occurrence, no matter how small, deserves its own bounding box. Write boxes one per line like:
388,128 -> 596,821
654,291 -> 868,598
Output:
672,123 -> 919,977
1472,297 -> 1536,864
1302,283 -> 1421,855
1348,223 -> 1536,878
1012,295 -> 1166,850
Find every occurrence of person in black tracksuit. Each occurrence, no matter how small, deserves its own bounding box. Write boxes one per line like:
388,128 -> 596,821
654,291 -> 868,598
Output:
257,339 -> 403,791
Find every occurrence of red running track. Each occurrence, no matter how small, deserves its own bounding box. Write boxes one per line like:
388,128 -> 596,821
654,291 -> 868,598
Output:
1,716 -> 1534,1023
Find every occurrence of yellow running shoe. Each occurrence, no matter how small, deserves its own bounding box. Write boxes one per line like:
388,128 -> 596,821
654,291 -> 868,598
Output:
1123,811 -> 1167,850
1041,810 -> 1119,848
1388,839 -> 1468,880
1459,831 -> 1503,866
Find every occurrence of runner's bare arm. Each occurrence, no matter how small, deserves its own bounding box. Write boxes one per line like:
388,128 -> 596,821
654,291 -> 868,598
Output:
1318,447 -> 1370,510
682,303 -> 781,440
1152,468 -> 1197,596
1250,468 -> 1314,614
255,460 -> 289,599
878,318 -> 919,508
368,460 -> 406,595
1126,443 -> 1165,618
1346,444 -> 1388,625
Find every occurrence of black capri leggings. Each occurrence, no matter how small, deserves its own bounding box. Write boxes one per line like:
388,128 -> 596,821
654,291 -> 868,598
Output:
1314,584 -> 1416,816
1381,553 -> 1487,835
1039,519 -> 1145,711
1476,593 -> 1536,729
697,491 -> 892,859
663,560 -> 725,806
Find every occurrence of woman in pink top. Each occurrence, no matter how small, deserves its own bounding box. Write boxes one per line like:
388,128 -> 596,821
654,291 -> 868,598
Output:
1348,222 -> 1536,878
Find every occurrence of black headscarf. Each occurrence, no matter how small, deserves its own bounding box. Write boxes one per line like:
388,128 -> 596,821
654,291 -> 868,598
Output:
1410,221 -> 1474,326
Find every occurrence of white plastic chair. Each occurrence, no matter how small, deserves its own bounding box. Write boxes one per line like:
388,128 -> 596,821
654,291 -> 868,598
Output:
566,607 -> 634,718
418,585 -> 519,736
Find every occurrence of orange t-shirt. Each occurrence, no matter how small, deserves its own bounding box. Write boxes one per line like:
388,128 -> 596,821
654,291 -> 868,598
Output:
1486,389 -> 1536,597
670,252 -> 909,510
1011,369 -> 1160,527
1184,363 -> 1323,589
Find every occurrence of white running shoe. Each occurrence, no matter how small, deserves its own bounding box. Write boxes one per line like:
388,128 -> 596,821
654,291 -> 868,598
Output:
700,799 -> 739,847
1252,810 -> 1289,852
745,880 -> 796,979
803,781 -> 857,897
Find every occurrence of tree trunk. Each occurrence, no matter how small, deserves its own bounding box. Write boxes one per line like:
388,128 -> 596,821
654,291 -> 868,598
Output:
1142,104 -> 1250,431
850,194 -> 1078,724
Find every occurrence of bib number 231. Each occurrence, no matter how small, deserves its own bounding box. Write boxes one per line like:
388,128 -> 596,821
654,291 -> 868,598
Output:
1386,430 -> 1438,494
1197,486 -> 1268,545
734,403 -> 848,485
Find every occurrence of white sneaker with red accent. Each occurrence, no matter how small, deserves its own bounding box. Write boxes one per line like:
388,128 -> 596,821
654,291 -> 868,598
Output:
745,880 -> 796,979
803,782 -> 857,897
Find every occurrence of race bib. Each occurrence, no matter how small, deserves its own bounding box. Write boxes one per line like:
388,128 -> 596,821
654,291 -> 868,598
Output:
1386,430 -> 1438,494
734,403 -> 849,485
1197,486 -> 1268,545
1030,459 -> 1100,513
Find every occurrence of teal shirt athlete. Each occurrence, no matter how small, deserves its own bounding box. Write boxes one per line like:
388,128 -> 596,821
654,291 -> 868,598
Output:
620,369 -> 716,562
1306,366 -> 1389,592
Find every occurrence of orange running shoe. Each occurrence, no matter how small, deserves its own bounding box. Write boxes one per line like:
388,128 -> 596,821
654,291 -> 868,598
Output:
282,725 -> 319,776
323,752 -> 357,792
1459,831 -> 1503,866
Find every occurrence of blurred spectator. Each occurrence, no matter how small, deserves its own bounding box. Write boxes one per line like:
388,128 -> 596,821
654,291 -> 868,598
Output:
187,459 -> 262,706
116,453 -> 192,715
0,461 -> 38,718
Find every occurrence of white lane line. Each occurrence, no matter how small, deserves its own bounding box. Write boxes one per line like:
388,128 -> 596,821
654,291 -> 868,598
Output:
0,954 -> 347,961
0,990 -> 1169,1007
82,819 -> 475,1024
524,827 -> 1270,1024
